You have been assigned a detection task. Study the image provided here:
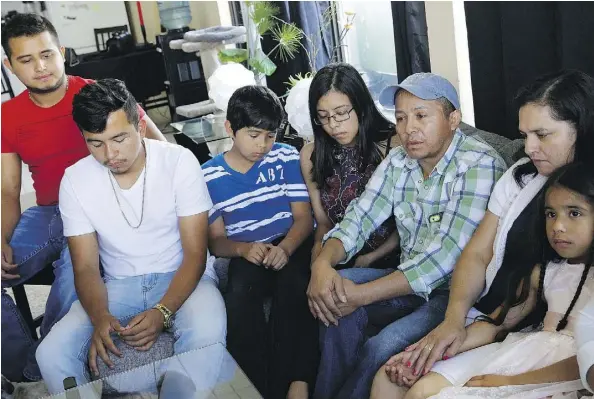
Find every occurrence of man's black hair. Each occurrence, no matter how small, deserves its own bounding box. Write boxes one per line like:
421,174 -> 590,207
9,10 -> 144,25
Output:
72,79 -> 140,133
1,13 -> 60,61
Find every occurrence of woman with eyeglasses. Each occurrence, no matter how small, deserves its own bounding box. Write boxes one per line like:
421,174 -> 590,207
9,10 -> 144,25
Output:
300,63 -> 400,269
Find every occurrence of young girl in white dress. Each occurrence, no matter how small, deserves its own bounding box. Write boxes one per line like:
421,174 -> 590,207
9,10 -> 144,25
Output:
371,162 -> 594,399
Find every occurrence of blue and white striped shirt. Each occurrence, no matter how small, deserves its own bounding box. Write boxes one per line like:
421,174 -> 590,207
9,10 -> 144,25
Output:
203,143 -> 310,243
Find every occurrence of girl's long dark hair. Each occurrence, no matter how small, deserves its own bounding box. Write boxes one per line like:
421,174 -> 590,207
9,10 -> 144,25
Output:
513,70 -> 594,186
478,162 -> 594,333
538,163 -> 594,331
308,63 -> 394,189
474,189 -> 545,330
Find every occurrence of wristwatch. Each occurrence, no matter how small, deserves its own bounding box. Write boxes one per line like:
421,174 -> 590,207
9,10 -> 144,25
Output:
153,303 -> 174,330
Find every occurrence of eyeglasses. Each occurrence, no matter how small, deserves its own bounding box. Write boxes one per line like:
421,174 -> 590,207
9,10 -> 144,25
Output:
314,108 -> 355,126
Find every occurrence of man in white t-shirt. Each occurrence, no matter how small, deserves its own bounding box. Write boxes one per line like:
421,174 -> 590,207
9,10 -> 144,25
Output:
35,79 -> 226,394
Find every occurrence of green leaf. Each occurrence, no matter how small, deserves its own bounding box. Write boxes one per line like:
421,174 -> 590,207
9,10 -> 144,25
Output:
249,1 -> 278,35
218,48 -> 249,63
271,23 -> 304,62
248,52 -> 277,76
257,18 -> 275,36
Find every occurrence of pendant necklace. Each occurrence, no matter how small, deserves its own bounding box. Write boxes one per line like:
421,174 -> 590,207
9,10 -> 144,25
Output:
108,142 -> 148,229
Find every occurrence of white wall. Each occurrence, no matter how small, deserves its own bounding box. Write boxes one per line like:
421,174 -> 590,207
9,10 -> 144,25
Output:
45,2 -> 129,54
128,1 -> 233,45
425,1 -> 474,125
1,1 -> 26,14
426,2 -> 457,90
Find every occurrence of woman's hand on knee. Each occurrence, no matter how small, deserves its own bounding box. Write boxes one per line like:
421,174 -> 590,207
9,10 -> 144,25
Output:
405,319 -> 466,377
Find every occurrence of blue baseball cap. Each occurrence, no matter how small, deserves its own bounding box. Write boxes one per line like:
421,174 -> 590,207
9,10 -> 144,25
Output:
379,73 -> 460,111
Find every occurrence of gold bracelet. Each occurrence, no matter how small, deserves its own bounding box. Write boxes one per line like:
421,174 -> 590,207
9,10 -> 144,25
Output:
153,303 -> 174,329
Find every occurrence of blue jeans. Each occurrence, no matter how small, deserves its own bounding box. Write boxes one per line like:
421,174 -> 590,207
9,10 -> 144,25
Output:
36,272 -> 227,394
1,205 -> 76,381
313,268 -> 449,399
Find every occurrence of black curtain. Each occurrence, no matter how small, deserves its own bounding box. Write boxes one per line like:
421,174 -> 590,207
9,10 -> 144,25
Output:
465,1 -> 594,139
261,1 -> 334,97
391,1 -> 431,82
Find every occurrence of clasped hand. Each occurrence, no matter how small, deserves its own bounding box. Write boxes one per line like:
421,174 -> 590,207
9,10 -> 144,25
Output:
242,242 -> 289,270
383,352 -> 423,387
89,309 -> 164,377
306,262 -> 362,326
383,352 -> 513,389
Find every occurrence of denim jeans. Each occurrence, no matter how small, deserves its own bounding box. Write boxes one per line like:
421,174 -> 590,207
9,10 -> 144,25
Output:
36,272 -> 227,394
1,205 -> 77,381
313,268 -> 449,399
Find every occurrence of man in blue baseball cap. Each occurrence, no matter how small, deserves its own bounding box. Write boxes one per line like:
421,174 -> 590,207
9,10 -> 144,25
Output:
379,72 -> 461,111
308,72 -> 507,399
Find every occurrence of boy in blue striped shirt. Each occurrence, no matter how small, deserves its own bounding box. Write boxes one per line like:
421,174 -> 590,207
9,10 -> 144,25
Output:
203,86 -> 318,399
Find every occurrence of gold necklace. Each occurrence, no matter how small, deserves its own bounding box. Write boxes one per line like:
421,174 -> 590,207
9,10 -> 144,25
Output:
108,143 -> 148,229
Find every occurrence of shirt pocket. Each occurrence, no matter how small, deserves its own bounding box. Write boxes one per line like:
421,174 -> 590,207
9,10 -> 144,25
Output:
393,202 -> 423,252
427,180 -> 453,236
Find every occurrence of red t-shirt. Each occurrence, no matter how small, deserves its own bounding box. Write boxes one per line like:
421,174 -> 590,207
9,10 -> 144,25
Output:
1,75 -> 145,206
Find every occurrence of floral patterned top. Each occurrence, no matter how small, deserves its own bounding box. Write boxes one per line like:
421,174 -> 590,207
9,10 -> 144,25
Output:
320,144 -> 396,253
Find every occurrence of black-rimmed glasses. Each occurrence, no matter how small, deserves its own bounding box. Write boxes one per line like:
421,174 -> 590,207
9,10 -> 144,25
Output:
314,108 -> 355,126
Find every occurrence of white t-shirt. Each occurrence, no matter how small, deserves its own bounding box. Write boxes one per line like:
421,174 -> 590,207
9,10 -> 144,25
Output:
59,139 -> 217,281
486,158 -> 536,216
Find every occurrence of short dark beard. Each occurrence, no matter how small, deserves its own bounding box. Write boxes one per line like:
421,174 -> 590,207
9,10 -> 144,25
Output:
26,73 -> 66,94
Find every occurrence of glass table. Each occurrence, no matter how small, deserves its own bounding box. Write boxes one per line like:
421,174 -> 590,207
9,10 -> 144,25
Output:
170,114 -> 229,145
170,114 -> 232,164
45,343 -> 262,399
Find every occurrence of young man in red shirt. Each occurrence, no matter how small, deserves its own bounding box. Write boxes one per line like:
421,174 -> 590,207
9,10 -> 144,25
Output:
1,13 -> 166,383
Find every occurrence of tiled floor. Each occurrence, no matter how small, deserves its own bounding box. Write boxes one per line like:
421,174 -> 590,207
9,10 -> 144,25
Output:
6,285 -> 49,321
36,368 -> 262,399
209,369 -> 261,399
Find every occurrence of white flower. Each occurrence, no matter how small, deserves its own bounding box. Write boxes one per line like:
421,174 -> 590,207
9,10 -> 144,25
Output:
208,63 -> 256,112
285,77 -> 314,138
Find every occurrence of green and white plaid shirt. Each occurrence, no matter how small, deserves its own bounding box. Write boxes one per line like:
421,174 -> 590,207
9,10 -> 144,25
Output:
324,129 -> 506,299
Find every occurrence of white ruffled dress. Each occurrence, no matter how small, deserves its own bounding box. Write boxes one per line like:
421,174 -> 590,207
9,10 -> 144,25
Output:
429,261 -> 594,399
